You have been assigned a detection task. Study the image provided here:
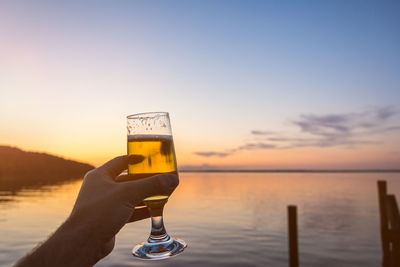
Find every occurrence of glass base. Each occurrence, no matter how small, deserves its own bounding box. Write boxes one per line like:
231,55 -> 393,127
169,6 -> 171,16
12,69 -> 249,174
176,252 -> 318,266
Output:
132,236 -> 187,260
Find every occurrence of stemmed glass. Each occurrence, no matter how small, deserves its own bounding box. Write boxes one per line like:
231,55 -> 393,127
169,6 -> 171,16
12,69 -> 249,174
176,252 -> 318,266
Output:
127,112 -> 186,260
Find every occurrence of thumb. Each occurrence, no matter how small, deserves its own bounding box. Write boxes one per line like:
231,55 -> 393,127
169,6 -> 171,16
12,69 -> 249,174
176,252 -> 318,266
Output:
118,173 -> 179,204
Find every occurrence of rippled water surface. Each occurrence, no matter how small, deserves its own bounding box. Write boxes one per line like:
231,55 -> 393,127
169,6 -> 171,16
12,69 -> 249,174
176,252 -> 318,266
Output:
1,173 -> 400,266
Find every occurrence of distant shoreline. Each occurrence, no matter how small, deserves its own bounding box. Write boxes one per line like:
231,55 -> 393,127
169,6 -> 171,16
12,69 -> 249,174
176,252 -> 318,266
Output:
0,146 -> 94,192
179,169 -> 400,173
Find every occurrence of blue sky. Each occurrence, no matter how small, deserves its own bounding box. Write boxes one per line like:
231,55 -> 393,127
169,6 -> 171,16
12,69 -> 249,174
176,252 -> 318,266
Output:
1,1 -> 399,168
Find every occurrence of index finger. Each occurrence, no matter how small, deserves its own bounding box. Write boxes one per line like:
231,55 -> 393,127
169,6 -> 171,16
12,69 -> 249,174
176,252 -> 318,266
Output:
98,155 -> 128,178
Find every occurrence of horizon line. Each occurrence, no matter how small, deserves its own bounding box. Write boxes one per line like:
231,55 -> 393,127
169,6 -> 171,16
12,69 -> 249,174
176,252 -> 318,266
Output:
178,169 -> 400,173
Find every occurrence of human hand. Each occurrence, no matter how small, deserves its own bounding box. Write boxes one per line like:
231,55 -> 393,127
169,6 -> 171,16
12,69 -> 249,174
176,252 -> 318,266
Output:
14,155 -> 178,267
68,155 -> 179,264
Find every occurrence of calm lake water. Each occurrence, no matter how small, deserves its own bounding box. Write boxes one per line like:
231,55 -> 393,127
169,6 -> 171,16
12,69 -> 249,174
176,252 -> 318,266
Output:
1,172 -> 400,266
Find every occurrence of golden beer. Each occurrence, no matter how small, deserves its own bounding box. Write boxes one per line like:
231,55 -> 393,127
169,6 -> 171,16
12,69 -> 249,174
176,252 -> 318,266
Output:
127,134 -> 177,202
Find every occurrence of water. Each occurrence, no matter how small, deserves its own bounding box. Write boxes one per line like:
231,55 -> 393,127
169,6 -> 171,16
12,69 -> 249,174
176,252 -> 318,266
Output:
1,173 -> 399,266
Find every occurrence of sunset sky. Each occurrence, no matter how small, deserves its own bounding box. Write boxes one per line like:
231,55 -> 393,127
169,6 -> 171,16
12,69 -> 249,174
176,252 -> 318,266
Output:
1,1 -> 399,169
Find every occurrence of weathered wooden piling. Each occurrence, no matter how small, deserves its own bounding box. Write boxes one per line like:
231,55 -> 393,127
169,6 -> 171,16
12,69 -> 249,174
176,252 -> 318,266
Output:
288,205 -> 299,267
378,180 -> 390,267
377,180 -> 400,267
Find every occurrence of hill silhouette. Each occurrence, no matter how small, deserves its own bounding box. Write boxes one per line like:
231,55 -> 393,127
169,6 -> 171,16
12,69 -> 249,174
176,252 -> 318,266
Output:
0,146 -> 94,191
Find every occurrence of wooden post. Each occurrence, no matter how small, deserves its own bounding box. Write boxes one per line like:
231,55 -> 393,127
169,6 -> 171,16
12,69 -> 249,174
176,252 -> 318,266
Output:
378,180 -> 389,267
288,205 -> 299,267
387,195 -> 400,266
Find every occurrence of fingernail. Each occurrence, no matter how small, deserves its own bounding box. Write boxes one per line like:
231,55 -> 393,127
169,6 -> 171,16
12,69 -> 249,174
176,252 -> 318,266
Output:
128,154 -> 145,164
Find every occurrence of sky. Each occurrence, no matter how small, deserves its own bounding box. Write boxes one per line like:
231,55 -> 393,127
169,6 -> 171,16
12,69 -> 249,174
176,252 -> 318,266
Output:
1,0 -> 399,169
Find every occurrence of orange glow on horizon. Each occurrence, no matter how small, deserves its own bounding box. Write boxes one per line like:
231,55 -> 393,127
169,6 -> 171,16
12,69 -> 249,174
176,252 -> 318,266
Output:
7,141 -> 392,170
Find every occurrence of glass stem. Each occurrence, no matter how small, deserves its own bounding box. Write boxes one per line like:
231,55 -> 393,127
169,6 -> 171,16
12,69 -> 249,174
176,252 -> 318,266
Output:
146,200 -> 171,243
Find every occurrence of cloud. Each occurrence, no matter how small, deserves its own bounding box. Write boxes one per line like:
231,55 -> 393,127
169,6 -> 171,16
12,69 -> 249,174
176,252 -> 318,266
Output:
249,107 -> 399,149
237,143 -> 277,150
384,126 -> 400,132
292,107 -> 397,138
287,107 -> 399,147
376,106 -> 397,120
193,151 -> 231,157
194,143 -> 277,158
251,130 -> 277,135
194,107 -> 400,157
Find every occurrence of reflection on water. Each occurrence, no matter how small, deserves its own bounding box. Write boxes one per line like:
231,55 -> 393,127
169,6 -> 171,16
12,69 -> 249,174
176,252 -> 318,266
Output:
0,177 -> 82,197
1,173 -> 399,266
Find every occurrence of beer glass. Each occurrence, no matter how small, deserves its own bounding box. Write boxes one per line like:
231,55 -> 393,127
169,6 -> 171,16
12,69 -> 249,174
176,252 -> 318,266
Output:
127,112 -> 186,260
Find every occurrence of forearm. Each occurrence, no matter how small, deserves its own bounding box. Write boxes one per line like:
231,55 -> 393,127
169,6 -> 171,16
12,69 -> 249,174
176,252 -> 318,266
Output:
14,217 -> 101,267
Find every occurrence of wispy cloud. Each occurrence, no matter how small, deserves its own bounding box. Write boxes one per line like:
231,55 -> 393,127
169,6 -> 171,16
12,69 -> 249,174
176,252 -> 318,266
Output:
251,130 -> 277,135
193,151 -> 231,157
194,143 -> 277,158
292,107 -> 397,138
285,107 -> 398,148
194,107 -> 400,157
238,143 -> 277,150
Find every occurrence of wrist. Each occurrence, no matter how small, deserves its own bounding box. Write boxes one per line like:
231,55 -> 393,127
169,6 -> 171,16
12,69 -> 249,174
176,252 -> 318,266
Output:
54,216 -> 103,266
15,218 -> 102,267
